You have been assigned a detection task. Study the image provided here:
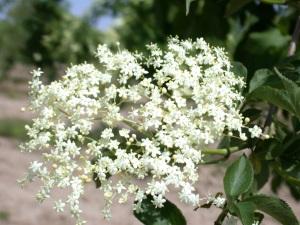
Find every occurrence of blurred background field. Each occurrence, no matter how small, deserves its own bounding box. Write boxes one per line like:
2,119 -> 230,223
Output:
0,0 -> 299,224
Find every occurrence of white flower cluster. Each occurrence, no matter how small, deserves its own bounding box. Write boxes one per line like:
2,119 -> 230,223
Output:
20,37 -> 261,224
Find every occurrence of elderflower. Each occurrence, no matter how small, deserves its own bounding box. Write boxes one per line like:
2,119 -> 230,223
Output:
249,125 -> 262,138
20,37 -> 255,224
212,196 -> 226,208
206,193 -> 226,208
54,200 -> 66,212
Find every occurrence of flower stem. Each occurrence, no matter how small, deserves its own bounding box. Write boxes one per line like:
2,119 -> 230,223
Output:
202,146 -> 240,155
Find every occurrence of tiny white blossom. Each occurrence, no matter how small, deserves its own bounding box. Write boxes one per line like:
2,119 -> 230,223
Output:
54,200 -> 66,212
152,194 -> 166,208
249,125 -> 262,138
119,129 -> 130,138
29,161 -> 43,173
212,196 -> 226,208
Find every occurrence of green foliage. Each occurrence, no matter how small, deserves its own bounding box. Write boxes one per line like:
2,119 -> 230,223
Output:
248,67 -> 300,119
246,63 -> 300,199
225,0 -> 253,16
232,61 -> 248,80
249,69 -> 276,93
235,202 -> 255,225
0,211 -> 9,221
245,195 -> 299,225
276,68 -> 300,119
0,119 -> 29,140
251,156 -> 270,190
134,195 -> 186,225
224,155 -> 254,197
239,57 -> 300,224
249,86 -> 295,114
0,0 -> 102,80
220,156 -> 299,225
241,28 -> 290,73
90,0 -> 229,50
226,12 -> 258,57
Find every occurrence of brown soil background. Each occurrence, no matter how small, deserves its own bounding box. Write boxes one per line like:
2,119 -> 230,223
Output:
0,71 -> 299,225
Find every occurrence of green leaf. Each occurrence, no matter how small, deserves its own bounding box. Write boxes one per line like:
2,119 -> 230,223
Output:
236,202 -> 255,225
254,160 -> 270,190
232,61 -> 247,80
225,0 -> 253,16
276,68 -> 298,94
248,86 -> 295,114
249,69 -> 274,93
134,195 -> 186,225
276,68 -> 300,119
247,28 -> 290,56
245,195 -> 299,225
224,155 -> 254,197
186,0 -> 195,15
277,56 -> 300,84
242,28 -> 290,71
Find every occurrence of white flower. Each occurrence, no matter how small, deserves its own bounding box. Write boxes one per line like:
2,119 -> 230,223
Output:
249,125 -> 262,138
101,128 -> 114,139
141,138 -> 161,157
152,194 -> 166,208
119,129 -> 130,138
21,37 -> 257,224
29,161 -> 43,173
212,196 -> 226,208
54,200 -> 66,212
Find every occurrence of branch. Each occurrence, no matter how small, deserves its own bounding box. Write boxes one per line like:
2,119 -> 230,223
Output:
288,15 -> 300,57
214,209 -> 229,225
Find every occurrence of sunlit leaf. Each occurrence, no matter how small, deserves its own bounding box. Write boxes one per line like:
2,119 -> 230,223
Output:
224,155 -> 254,197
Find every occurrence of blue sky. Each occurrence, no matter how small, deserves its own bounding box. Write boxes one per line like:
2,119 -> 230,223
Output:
67,0 -> 92,16
0,0 -> 113,30
67,0 -> 113,30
